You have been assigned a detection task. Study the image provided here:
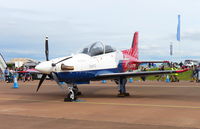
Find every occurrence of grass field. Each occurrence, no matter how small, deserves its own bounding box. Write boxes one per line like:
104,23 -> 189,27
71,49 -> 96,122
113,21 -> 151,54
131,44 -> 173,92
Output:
132,68 -> 193,81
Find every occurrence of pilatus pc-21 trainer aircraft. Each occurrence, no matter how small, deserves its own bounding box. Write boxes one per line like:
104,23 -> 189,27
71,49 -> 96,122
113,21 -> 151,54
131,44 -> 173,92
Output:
35,32 -> 188,101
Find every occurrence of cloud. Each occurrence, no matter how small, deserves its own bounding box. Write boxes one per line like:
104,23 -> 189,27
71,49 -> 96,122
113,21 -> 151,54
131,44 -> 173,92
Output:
2,49 -> 39,55
166,28 -> 200,42
182,29 -> 200,41
0,6 -> 40,15
139,44 -> 169,57
1,0 -> 200,62
0,49 -> 42,61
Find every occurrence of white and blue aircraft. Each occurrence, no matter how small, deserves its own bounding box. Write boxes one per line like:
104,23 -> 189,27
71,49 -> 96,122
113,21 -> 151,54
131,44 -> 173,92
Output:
35,32 -> 188,101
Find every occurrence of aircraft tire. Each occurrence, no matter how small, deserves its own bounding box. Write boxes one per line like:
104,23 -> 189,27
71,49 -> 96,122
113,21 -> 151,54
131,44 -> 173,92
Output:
64,91 -> 77,102
117,92 -> 130,97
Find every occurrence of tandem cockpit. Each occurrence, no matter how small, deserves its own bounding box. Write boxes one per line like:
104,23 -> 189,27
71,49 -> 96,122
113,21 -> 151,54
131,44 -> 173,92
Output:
80,41 -> 116,56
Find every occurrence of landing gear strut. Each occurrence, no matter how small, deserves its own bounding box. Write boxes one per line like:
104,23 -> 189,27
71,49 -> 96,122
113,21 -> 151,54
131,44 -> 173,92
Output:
117,78 -> 130,97
73,85 -> 82,96
64,84 -> 82,102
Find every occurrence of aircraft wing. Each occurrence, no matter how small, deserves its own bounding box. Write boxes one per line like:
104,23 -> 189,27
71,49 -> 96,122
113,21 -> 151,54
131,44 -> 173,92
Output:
138,61 -> 169,64
95,69 -> 189,80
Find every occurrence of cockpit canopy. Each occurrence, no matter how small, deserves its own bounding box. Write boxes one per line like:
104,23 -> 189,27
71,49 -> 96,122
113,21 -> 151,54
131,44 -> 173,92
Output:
80,41 -> 116,56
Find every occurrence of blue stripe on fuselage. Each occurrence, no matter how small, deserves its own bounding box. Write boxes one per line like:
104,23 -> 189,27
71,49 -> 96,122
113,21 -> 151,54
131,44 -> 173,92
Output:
56,62 -> 124,83
56,68 -> 119,83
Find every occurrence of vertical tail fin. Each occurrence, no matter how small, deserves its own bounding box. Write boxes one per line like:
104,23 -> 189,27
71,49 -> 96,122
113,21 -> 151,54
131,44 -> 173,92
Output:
132,32 -> 138,49
130,32 -> 139,59
122,32 -> 139,60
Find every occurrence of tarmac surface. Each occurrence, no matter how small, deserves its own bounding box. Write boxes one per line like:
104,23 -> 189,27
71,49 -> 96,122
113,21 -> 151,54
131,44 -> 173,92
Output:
0,80 -> 200,129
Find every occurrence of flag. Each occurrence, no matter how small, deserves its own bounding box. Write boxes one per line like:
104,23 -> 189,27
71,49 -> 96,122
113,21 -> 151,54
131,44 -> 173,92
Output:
176,15 -> 181,41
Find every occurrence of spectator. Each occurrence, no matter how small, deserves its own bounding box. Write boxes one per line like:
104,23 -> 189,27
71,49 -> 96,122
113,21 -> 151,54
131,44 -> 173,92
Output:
4,67 -> 10,83
21,73 -> 26,82
179,62 -> 183,68
26,73 -> 32,81
194,65 -> 200,82
148,63 -> 151,68
0,69 -> 4,81
191,65 -> 197,82
9,68 -> 14,83
140,67 -> 147,81
170,64 -> 179,82
157,65 -> 165,81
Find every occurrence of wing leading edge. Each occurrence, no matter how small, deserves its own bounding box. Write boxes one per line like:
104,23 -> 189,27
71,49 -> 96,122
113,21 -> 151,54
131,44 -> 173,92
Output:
95,69 -> 189,80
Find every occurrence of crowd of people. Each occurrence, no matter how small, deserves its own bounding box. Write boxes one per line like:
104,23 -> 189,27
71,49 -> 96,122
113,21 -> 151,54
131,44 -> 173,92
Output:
141,62 -> 200,83
1,67 -> 33,83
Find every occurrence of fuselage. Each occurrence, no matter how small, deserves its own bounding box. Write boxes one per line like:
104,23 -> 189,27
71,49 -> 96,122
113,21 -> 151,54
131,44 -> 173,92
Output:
36,42 -> 139,84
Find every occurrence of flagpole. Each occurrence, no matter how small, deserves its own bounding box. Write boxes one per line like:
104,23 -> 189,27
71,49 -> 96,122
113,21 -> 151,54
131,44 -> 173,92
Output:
170,42 -> 173,63
178,40 -> 181,63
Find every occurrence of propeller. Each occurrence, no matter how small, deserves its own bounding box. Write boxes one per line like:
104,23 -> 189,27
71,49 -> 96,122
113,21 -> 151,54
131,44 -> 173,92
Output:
36,36 -> 59,92
36,36 -> 72,92
36,74 -> 47,92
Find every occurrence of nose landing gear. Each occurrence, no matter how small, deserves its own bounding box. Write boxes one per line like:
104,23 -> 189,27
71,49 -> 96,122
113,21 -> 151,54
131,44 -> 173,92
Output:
64,84 -> 82,102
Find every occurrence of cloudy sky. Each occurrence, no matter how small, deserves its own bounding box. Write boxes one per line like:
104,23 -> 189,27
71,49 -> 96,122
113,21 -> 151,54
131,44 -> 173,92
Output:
0,0 -> 200,62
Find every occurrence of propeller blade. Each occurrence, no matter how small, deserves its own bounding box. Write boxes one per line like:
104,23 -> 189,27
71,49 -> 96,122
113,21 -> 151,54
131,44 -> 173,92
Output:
45,36 -> 49,61
48,74 -> 53,80
36,74 -> 47,92
52,72 -> 60,85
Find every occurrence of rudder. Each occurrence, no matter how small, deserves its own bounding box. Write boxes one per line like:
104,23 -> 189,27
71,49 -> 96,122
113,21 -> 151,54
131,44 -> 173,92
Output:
130,32 -> 139,59
122,32 -> 139,60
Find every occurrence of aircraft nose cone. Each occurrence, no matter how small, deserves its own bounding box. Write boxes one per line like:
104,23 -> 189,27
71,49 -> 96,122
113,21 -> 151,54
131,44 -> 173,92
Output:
35,61 -> 53,74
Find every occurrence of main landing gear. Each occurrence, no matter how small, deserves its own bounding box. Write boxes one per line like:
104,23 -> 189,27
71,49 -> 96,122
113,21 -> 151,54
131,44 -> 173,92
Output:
117,78 -> 130,97
64,84 -> 82,102
64,78 -> 130,101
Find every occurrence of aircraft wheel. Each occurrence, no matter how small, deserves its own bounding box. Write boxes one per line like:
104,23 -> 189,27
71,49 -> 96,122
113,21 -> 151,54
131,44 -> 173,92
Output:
124,92 -> 130,96
64,91 -> 77,102
76,91 -> 82,96
117,92 -> 130,97
117,93 -> 126,97
73,87 -> 82,96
